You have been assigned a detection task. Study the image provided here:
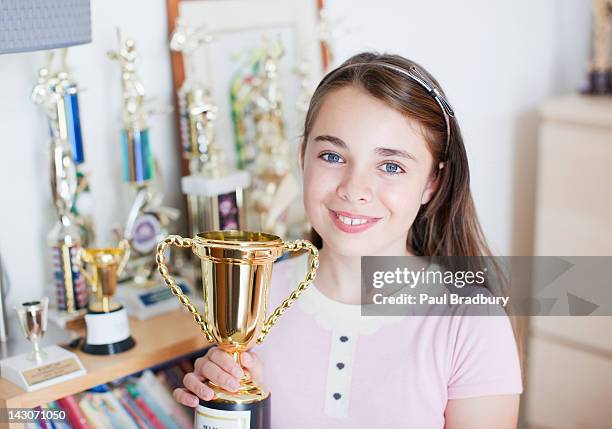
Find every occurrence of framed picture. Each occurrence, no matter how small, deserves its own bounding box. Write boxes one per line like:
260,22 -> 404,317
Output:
166,0 -> 323,175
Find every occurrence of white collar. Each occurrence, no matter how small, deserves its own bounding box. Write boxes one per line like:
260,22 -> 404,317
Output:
290,253 -> 406,335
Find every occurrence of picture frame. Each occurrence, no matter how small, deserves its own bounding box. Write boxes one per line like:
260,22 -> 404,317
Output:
166,0 -> 323,176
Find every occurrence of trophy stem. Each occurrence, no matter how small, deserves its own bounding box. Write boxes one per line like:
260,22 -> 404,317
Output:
101,296 -> 111,313
229,351 -> 249,383
30,340 -> 47,364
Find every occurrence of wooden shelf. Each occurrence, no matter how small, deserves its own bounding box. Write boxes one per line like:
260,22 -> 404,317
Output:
0,309 -> 208,410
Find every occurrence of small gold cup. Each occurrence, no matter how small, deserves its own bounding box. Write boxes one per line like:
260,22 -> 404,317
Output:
79,240 -> 135,355
156,230 -> 319,428
79,240 -> 130,313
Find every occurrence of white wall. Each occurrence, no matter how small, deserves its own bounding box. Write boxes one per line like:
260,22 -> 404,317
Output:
0,0 -> 591,307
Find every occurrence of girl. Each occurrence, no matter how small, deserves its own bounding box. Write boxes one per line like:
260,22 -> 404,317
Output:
174,52 -> 523,428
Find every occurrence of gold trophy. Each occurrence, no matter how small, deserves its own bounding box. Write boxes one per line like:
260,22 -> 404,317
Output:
79,240 -> 136,355
156,231 -> 319,429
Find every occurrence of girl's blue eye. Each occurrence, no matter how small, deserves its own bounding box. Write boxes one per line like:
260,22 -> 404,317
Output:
320,152 -> 343,163
380,162 -> 404,175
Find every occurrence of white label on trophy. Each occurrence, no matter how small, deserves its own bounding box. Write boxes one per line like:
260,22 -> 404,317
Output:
195,406 -> 251,429
85,308 -> 131,345
23,357 -> 82,386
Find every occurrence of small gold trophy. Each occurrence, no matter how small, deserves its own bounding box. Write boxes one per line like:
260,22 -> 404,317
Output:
79,240 -> 136,355
156,231 -> 319,429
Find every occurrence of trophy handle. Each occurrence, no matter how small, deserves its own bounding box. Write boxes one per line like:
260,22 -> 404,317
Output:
256,239 -> 319,344
156,235 -> 214,343
117,239 -> 131,277
77,249 -> 96,288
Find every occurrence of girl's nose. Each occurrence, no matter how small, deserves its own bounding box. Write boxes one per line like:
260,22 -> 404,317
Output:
336,167 -> 373,204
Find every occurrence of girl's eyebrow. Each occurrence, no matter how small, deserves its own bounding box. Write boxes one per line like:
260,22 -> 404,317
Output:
375,147 -> 416,161
313,134 -> 416,161
314,135 -> 347,149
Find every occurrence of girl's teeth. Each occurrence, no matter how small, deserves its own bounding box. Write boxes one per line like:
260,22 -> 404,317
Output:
338,214 -> 367,226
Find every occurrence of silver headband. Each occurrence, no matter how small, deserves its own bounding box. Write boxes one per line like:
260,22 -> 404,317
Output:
321,61 -> 455,159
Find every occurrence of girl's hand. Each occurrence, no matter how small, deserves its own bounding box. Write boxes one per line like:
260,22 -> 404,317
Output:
173,347 -> 264,408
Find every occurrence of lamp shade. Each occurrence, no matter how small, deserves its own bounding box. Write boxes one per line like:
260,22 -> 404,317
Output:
0,0 -> 91,54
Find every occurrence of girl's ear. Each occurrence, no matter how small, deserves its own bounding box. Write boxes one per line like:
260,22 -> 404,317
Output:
420,163 -> 444,205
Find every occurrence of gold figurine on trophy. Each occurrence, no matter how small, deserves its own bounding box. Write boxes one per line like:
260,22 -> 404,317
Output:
171,19 -> 250,236
156,231 -> 319,429
170,19 -> 225,177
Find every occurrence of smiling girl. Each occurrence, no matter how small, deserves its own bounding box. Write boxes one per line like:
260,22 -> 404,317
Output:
174,52 -> 523,428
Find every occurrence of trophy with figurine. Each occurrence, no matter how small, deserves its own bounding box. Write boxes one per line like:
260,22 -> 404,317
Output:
31,50 -> 93,318
170,19 -> 250,238
107,29 -> 186,319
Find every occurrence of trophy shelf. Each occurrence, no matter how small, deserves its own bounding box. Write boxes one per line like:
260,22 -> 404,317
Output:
0,309 -> 208,417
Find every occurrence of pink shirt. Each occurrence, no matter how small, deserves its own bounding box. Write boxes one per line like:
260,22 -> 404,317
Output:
255,253 -> 523,428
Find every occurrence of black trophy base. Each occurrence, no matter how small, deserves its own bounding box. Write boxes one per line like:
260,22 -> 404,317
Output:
82,336 -> 136,355
195,395 -> 270,429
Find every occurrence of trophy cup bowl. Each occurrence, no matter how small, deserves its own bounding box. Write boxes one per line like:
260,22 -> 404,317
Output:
79,240 -> 136,355
15,298 -> 49,363
156,230 -> 319,429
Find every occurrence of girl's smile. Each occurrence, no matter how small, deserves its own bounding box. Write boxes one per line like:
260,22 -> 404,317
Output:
328,208 -> 382,233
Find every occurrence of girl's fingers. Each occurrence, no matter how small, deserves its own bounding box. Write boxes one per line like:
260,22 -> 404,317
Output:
183,372 -> 215,401
173,387 -> 200,408
200,359 -> 241,392
208,348 -> 244,379
241,352 -> 263,385
240,351 -> 261,369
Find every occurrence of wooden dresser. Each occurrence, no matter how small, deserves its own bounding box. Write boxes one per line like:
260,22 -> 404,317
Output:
526,95 -> 612,429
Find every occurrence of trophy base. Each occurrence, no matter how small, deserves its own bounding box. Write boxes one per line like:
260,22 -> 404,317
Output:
181,171 -> 251,198
0,345 -> 86,392
182,172 -> 251,233
82,336 -> 135,355
195,395 -> 270,429
82,306 -> 136,355
116,276 -> 191,320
